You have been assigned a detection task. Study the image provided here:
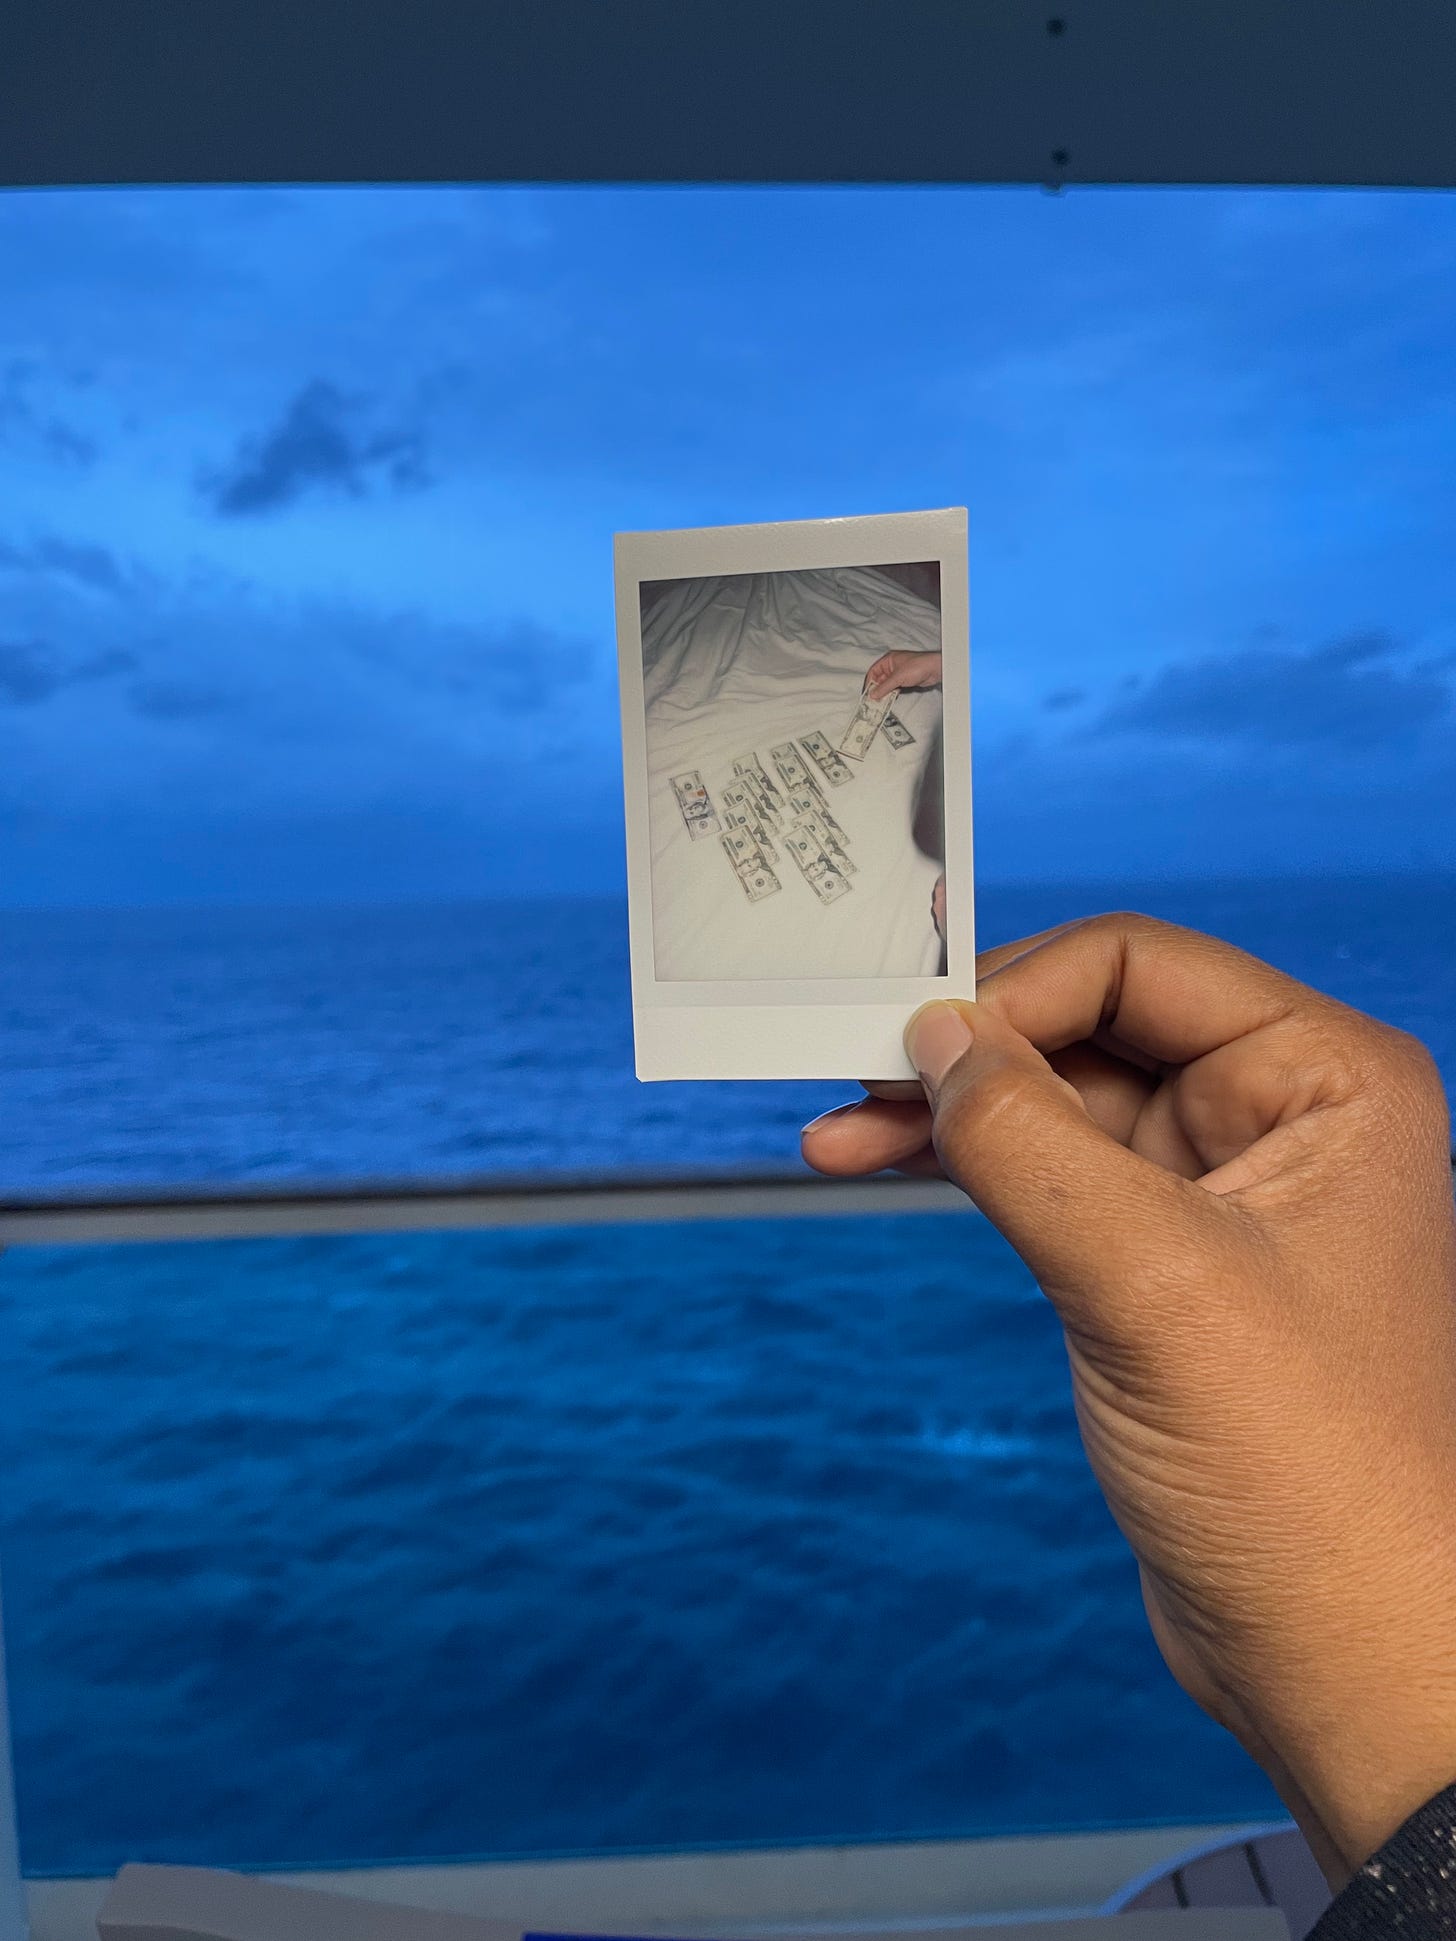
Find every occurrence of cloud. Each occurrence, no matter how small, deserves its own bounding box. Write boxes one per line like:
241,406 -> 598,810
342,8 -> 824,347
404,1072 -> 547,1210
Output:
1043,687 -> 1086,712
0,640 -> 59,704
1095,631 -> 1453,753
0,534 -> 128,595
199,379 -> 431,516
344,611 -> 597,715
0,639 -> 135,706
77,648 -> 138,679
127,679 -> 230,720
0,360 -> 97,467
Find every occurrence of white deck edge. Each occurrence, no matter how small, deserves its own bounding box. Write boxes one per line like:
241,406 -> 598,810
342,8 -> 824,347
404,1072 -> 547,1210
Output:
25,1823 -> 1274,1941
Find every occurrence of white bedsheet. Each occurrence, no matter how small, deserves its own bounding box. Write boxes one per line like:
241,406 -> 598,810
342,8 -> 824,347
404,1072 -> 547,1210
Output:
643,565 -> 944,982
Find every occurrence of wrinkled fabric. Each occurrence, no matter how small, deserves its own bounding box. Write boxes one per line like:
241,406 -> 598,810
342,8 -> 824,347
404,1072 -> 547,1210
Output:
642,565 -> 945,982
1309,1780 -> 1456,1939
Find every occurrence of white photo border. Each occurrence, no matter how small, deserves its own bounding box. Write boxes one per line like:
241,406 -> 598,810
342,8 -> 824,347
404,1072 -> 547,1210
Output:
615,507 -> 974,1081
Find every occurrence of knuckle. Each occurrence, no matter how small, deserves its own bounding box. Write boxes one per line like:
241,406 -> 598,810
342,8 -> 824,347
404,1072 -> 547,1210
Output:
1308,1010 -> 1452,1145
1337,1010 -> 1438,1084
1373,1022 -> 1448,1112
1079,908 -> 1166,944
1384,1022 -> 1443,1083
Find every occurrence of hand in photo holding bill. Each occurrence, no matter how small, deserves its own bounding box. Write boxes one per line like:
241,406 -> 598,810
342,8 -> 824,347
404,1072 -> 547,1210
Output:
864,648 -> 943,703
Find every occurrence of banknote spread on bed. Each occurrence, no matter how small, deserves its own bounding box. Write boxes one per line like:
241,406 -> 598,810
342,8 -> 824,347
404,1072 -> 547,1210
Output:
798,729 -> 855,787
781,819 -> 853,904
769,740 -> 821,800
677,674 -> 924,907
720,834 -> 782,901
800,809 -> 855,875
707,755 -> 858,908
671,769 -> 721,839
720,775 -> 780,863
732,754 -> 788,828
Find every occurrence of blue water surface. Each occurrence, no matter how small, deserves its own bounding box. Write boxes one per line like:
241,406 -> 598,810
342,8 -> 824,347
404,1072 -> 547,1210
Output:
3,873 -> 1451,1192
0,873 -> 1449,1874
0,1217 -> 1279,1876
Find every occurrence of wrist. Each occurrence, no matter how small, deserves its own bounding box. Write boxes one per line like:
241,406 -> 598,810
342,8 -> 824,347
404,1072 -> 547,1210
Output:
1237,1644 -> 1456,1888
1290,1713 -> 1456,1888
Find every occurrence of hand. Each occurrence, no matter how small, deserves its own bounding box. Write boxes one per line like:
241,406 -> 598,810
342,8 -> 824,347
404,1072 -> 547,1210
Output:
802,914 -> 1456,1889
864,649 -> 941,701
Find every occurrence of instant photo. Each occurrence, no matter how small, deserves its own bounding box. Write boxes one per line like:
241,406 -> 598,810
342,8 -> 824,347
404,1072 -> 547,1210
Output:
615,508 -> 973,1081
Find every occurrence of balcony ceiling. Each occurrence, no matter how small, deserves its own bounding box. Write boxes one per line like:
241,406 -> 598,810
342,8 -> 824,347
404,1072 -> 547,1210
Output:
2,0 -> 1454,191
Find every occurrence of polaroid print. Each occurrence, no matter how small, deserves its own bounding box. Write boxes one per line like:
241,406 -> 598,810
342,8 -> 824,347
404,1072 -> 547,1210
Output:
614,507 -> 972,1081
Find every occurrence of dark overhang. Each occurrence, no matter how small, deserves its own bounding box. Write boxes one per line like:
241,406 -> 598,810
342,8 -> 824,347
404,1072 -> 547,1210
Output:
2,0 -> 1453,192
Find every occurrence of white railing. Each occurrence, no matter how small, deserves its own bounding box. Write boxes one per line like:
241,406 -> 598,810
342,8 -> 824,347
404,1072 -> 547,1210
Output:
0,1169 -> 971,1248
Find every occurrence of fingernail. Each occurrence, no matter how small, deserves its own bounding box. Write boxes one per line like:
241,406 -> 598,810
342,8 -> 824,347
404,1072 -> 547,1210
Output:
904,1001 -> 972,1092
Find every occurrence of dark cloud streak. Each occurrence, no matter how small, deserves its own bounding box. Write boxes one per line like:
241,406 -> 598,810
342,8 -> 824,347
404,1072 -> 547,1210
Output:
344,611 -> 596,714
0,361 -> 97,467
1095,630 -> 1452,752
127,679 -> 230,720
0,638 -> 135,706
0,534 -> 128,594
0,640 -> 60,705
200,379 -> 431,517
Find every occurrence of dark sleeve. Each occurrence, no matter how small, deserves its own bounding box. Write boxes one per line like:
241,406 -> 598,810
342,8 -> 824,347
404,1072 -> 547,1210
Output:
1307,1780 -> 1456,1940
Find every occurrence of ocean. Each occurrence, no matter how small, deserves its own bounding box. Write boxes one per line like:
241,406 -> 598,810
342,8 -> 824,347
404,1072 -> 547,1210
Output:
0,874 -> 1451,1877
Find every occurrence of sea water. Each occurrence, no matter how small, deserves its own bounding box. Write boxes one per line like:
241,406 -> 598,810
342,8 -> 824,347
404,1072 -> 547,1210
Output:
0,874 -> 1450,1874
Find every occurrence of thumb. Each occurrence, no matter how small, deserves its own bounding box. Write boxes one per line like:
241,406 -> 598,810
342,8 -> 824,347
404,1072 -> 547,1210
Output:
905,999 -> 1225,1331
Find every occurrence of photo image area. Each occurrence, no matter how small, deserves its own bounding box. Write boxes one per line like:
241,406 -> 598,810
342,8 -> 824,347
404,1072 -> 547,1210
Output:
642,563 -> 947,982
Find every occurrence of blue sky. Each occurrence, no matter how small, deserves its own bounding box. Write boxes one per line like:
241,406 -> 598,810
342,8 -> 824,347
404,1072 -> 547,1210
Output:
0,184 -> 1452,907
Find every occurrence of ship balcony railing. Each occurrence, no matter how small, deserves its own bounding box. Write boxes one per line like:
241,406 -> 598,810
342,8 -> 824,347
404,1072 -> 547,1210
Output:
0,1167 -> 973,1249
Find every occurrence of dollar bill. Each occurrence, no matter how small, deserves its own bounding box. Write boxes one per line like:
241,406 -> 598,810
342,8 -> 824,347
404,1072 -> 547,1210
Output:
881,709 -> 916,750
672,769 -> 721,839
780,822 -> 820,874
804,858 -> 852,905
719,827 -> 763,872
722,778 -> 781,860
782,821 -> 853,903
762,791 -> 790,834
733,754 -> 787,820
770,740 -> 817,796
785,786 -> 820,823
719,781 -> 757,827
736,860 -> 782,901
799,729 -> 855,787
740,777 -> 786,836
721,835 -> 781,902
813,802 -> 850,847
801,811 -> 856,874
838,689 -> 896,760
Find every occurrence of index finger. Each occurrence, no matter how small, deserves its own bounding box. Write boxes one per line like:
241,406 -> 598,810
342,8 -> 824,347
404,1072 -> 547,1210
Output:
975,911 -> 1316,1067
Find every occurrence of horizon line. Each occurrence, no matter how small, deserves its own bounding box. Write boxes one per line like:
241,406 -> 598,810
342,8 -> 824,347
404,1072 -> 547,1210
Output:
3,862 -> 1453,923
